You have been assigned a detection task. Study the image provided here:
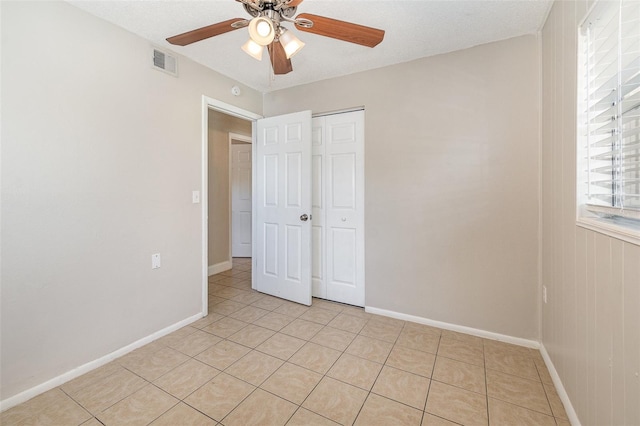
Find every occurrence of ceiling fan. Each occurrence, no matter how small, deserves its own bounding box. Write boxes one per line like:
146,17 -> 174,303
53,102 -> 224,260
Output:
166,0 -> 385,75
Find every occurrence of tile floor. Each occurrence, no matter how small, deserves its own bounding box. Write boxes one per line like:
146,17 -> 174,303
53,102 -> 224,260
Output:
1,258 -> 570,425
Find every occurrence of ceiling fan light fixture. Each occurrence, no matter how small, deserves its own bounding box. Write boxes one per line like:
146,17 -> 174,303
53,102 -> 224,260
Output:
279,28 -> 305,59
241,38 -> 264,60
248,16 -> 275,46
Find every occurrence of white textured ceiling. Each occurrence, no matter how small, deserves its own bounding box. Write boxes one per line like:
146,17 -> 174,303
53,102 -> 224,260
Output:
68,0 -> 552,93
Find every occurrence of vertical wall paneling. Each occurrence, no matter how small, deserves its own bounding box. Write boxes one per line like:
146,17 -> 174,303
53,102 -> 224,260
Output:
574,226 -> 588,419
623,244 -> 640,426
611,239 -> 625,426
586,232 -> 597,426
541,1 -> 640,424
594,234 -> 613,426
561,0 -> 578,404
554,0 -> 565,381
550,1 -> 560,362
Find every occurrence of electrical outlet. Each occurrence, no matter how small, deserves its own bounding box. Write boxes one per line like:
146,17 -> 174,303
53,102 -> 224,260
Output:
152,253 -> 161,269
543,285 -> 547,304
192,191 -> 200,204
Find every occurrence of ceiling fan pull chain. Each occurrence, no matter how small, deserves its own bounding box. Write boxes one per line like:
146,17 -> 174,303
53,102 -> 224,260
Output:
268,58 -> 275,88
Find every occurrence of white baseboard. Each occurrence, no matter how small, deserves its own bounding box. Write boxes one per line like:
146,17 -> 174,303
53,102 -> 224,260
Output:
208,260 -> 232,276
364,306 -> 540,349
539,344 -> 581,426
364,307 -> 578,424
0,312 -> 204,413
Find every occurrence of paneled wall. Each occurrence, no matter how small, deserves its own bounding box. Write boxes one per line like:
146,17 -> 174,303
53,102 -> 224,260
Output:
541,1 -> 640,424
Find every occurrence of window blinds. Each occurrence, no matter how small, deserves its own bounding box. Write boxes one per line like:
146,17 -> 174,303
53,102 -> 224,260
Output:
582,0 -> 640,213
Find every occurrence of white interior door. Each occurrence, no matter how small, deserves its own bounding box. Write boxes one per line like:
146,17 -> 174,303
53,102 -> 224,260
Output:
254,111 -> 313,305
231,142 -> 252,257
312,110 -> 365,307
325,111 -> 365,306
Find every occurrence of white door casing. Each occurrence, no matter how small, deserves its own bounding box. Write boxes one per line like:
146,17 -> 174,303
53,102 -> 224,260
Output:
255,111 -> 313,305
202,96 -> 262,317
231,139 -> 252,257
312,110 -> 365,307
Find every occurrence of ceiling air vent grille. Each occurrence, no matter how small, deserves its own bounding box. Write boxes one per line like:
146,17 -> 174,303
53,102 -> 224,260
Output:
152,48 -> 178,77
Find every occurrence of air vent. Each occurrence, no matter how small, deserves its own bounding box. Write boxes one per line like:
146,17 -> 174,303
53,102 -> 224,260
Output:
152,48 -> 178,77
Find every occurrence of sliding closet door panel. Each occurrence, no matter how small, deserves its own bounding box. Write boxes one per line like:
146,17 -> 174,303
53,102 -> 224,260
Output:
322,110 -> 365,307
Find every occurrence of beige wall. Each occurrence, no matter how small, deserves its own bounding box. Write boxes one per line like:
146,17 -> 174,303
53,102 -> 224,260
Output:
207,110 -> 252,267
0,1 -> 261,401
541,1 -> 640,425
264,35 -> 541,339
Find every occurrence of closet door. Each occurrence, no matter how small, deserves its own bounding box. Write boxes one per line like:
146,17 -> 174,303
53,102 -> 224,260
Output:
313,110 -> 365,307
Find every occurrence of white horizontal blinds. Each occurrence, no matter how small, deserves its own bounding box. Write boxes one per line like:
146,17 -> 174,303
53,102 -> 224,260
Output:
583,0 -> 640,211
620,1 -> 640,209
584,2 -> 619,207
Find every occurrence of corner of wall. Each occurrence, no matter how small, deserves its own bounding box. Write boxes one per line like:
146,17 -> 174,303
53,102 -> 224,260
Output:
536,27 -> 545,344
539,343 -> 582,425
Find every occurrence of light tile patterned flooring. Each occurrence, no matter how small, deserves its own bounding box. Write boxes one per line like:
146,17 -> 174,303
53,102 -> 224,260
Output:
1,258 -> 570,425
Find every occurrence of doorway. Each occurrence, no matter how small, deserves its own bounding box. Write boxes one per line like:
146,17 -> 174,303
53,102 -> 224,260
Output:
201,98 -> 365,314
207,110 -> 253,276
201,97 -> 261,316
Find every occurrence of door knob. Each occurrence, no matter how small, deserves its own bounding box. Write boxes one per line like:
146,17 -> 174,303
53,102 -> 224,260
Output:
300,214 -> 309,222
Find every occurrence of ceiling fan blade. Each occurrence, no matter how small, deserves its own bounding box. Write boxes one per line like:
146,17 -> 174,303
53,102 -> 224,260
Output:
268,41 -> 293,75
295,13 -> 384,48
167,18 -> 247,46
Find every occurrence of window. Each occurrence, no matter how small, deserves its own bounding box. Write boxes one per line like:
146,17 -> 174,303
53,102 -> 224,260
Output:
578,0 -> 640,243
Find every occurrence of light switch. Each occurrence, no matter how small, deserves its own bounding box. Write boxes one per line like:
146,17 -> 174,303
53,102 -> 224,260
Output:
192,190 -> 200,204
152,253 -> 161,269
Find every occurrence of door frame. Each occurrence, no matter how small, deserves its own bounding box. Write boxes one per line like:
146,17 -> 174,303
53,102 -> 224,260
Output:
201,96 -> 261,316
229,132 -> 252,258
